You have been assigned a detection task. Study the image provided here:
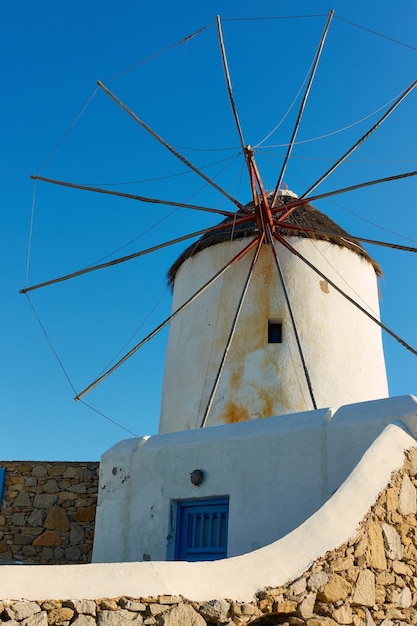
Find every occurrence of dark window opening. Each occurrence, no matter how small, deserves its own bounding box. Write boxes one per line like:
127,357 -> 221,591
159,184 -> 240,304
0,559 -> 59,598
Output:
268,321 -> 282,344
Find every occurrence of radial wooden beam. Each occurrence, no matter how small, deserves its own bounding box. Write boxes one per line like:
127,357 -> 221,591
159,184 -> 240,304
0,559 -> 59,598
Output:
97,81 -> 253,215
75,236 -> 260,401
30,175 -> 237,218
271,9 -> 334,207
271,222 -> 417,254
20,214 -> 256,294
272,170 -> 417,222
344,237 -> 417,253
272,230 -> 417,357
216,15 -> 246,153
199,233 -> 264,428
265,224 -> 317,409
299,79 -> 417,199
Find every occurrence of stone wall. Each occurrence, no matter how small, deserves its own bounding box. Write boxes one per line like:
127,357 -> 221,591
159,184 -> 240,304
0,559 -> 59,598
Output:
0,461 -> 98,564
1,449 -> 417,625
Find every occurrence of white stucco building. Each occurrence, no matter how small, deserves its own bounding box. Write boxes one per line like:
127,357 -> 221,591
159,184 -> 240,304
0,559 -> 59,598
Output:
93,190 -> 393,564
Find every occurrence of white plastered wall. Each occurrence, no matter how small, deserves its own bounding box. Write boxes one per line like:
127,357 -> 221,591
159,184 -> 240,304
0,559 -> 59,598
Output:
93,395 -> 417,565
159,237 -> 388,433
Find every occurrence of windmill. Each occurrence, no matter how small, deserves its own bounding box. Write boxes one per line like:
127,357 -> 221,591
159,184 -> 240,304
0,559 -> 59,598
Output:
21,12 -> 417,437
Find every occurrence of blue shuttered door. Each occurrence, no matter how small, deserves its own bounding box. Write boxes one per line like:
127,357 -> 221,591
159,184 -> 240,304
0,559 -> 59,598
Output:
175,497 -> 229,561
0,468 -> 5,506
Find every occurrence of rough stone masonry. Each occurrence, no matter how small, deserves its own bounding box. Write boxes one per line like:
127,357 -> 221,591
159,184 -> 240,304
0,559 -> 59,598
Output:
0,461 -> 98,564
2,450 -> 417,624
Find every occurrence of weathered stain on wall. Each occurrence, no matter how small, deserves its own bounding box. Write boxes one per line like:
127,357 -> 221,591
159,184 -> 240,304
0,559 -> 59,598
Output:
320,279 -> 330,294
0,461 -> 98,564
222,399 -> 250,424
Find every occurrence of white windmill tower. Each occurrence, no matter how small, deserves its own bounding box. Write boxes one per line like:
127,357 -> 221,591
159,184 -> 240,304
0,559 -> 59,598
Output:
159,185 -> 388,433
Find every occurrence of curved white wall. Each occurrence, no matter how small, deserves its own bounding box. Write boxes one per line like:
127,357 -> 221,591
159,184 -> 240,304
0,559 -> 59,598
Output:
2,413 -> 416,602
93,395 -> 417,566
160,237 -> 388,433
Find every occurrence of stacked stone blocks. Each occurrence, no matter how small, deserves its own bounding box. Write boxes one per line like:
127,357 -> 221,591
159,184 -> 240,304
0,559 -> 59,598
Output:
2,451 -> 417,624
0,461 -> 98,564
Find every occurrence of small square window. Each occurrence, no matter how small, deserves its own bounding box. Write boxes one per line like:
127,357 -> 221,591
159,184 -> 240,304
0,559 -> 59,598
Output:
268,321 -> 282,344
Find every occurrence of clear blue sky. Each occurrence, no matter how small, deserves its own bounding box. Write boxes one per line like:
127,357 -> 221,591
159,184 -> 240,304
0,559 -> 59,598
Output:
2,0 -> 416,461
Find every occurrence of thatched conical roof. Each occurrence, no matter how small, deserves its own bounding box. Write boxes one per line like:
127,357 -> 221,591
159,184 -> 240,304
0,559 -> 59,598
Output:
167,193 -> 381,286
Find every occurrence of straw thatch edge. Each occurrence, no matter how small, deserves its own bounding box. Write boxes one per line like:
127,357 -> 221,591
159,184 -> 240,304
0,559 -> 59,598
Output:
167,201 -> 382,287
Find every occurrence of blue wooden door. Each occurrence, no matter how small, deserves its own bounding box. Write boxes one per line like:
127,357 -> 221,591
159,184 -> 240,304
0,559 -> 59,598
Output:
175,497 -> 229,561
0,468 -> 5,506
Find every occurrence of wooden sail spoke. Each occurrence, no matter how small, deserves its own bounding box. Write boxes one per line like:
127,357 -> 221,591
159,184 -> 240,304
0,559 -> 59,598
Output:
271,222 -> 417,254
20,215 -> 257,294
272,231 -> 417,357
344,237 -> 417,253
299,79 -> 417,199
97,81 -> 253,216
30,175 -> 236,218
265,225 -> 317,409
271,9 -> 334,207
75,236 -> 260,401
271,170 -> 417,222
199,234 -> 264,428
216,15 -> 246,153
